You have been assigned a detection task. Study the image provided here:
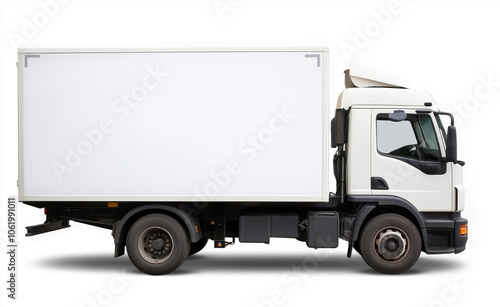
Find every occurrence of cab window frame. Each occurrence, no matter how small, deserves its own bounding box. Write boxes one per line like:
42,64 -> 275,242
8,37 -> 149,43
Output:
376,112 -> 446,175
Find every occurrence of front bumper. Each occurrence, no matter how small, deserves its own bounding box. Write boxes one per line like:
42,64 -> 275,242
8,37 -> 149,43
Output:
422,212 -> 468,254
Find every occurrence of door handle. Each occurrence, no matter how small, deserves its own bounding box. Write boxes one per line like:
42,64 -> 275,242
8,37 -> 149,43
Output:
371,177 -> 389,190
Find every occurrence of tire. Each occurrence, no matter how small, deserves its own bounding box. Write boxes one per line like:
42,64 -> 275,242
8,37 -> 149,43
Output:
359,214 -> 421,274
189,237 -> 208,256
126,214 -> 189,275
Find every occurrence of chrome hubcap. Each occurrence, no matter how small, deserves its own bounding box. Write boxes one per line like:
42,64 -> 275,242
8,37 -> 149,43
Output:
374,227 -> 408,262
138,227 -> 174,264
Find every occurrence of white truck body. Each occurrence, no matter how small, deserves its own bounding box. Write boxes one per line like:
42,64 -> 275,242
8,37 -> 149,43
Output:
18,48 -> 329,202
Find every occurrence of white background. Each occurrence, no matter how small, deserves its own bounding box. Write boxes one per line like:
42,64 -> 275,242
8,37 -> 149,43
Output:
1,0 -> 499,306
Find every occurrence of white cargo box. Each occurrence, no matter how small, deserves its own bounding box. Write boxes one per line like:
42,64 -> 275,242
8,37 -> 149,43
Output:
18,48 -> 329,202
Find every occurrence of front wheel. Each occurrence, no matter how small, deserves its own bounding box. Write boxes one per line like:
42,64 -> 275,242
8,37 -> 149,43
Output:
126,214 -> 189,275
359,214 -> 421,274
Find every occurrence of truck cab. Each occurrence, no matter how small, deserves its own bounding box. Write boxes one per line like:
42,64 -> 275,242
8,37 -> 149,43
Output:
331,63 -> 467,273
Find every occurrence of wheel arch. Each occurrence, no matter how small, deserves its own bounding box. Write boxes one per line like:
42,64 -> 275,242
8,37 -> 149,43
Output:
350,196 -> 427,250
113,204 -> 202,258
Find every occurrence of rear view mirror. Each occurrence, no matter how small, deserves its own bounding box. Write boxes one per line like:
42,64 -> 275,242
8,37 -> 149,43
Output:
446,126 -> 464,166
388,110 -> 407,122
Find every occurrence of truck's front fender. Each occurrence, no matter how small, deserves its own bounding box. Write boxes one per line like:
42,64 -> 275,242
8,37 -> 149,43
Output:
348,195 -> 427,246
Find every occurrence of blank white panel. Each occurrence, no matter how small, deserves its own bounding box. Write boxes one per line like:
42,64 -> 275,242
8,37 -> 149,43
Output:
20,50 -> 327,201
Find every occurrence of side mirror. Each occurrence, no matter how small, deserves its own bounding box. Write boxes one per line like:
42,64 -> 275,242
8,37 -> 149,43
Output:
388,110 -> 407,122
446,126 -> 457,163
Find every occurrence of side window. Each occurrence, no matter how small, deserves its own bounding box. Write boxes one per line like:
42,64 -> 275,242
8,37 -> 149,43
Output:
377,114 -> 440,162
377,120 -> 418,158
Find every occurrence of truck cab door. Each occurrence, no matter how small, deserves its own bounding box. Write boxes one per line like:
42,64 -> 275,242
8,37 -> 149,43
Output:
370,109 -> 453,212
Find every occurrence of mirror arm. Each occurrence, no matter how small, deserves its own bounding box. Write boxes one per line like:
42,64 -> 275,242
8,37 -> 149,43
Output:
435,111 -> 455,126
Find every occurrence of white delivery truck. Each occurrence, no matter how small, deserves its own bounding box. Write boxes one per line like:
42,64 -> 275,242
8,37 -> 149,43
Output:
18,47 -> 467,274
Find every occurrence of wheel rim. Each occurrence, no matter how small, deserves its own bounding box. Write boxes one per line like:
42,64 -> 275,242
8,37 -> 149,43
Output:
138,226 -> 174,264
373,226 -> 409,262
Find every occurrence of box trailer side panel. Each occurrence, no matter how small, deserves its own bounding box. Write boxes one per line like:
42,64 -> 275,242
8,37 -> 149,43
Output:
19,49 -> 329,202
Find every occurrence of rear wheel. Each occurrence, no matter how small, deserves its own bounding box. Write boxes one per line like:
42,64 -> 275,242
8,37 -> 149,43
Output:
126,214 -> 189,275
359,214 -> 421,274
